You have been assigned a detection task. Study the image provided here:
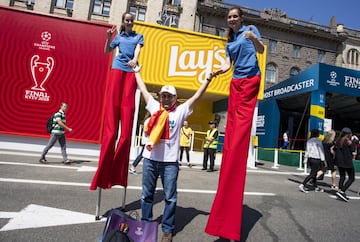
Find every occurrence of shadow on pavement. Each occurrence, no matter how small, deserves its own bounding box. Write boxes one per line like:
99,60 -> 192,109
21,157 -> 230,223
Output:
239,205 -> 263,242
173,206 -> 209,235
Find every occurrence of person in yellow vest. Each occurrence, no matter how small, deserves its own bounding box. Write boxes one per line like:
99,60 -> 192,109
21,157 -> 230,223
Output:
179,120 -> 193,167
202,121 -> 219,172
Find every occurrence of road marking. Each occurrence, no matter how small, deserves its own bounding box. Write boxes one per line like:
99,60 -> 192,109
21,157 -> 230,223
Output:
0,161 -> 97,172
0,178 -> 275,196
0,160 -> 311,176
0,151 -> 98,161
0,204 -> 102,231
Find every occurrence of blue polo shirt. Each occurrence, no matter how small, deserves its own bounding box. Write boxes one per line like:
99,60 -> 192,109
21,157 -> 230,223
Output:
110,31 -> 144,72
226,25 -> 261,79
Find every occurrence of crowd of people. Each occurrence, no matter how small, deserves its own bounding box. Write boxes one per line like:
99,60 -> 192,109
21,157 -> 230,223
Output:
299,127 -> 357,202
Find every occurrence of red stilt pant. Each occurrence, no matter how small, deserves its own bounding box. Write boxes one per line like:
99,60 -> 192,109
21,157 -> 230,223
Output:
205,75 -> 260,241
90,69 -> 137,190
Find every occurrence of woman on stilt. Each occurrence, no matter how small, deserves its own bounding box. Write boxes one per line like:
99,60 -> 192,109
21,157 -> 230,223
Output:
90,12 -> 144,190
205,6 -> 264,241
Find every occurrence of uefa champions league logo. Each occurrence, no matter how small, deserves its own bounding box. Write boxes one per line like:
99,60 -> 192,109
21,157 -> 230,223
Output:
330,71 -> 337,80
41,31 -> 52,42
326,71 -> 340,87
24,31 -> 56,102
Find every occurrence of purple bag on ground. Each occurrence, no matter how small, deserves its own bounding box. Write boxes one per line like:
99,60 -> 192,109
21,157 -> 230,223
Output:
100,209 -> 158,242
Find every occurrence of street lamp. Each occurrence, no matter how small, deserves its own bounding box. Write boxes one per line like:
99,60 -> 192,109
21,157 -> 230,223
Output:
156,10 -> 177,27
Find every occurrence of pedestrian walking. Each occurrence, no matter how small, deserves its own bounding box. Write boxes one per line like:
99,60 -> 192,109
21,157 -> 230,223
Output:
129,112 -> 150,174
334,127 -> 356,202
322,129 -> 338,190
39,102 -> 72,164
298,129 -> 326,193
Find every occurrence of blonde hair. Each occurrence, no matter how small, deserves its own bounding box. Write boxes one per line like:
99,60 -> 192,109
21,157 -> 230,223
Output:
323,130 -> 336,144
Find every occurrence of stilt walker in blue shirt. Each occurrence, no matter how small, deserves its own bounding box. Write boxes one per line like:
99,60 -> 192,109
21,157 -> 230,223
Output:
91,12 -> 144,190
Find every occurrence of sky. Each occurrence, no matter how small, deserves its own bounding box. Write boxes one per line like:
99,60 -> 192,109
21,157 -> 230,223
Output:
225,0 -> 360,30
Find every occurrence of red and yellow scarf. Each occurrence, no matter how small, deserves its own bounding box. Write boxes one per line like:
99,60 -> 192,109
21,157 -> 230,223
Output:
146,104 -> 176,146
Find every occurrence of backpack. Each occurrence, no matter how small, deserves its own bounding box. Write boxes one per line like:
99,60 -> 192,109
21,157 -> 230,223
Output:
46,114 -> 55,133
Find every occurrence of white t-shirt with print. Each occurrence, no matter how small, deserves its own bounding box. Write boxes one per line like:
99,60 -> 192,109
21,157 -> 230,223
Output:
142,96 -> 192,162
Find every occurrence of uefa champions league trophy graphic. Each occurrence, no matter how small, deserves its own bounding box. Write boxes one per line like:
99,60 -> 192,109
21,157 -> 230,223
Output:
30,55 -> 54,91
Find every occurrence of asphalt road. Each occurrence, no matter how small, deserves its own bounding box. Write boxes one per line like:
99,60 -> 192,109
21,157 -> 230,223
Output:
1,141 -> 360,242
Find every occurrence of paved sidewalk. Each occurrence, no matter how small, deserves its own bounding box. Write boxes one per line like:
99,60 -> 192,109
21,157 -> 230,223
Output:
1,134 -> 330,175
0,134 -> 223,166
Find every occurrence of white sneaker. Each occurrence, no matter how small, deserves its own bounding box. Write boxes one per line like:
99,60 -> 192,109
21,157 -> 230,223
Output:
298,184 -> 308,193
315,187 -> 324,192
336,190 -> 349,202
129,167 -> 137,174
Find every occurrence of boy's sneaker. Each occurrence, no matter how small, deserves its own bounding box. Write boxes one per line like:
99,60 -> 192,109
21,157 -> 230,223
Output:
315,187 -> 324,192
187,163 -> 192,168
336,190 -> 349,202
63,159 -> 71,165
298,184 -> 308,193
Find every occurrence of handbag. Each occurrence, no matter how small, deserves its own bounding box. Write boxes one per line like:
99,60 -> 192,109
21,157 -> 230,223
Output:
100,209 -> 158,242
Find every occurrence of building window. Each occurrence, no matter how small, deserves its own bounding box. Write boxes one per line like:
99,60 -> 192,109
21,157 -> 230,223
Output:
268,39 -> 277,53
347,48 -> 360,65
55,0 -> 73,9
167,0 -> 181,5
164,15 -> 178,27
157,13 -> 179,27
17,0 -> 35,10
292,45 -> 301,58
265,63 -> 277,83
290,67 -> 300,77
93,0 -> 111,16
129,6 -> 146,22
317,50 -> 325,63
216,28 -> 225,37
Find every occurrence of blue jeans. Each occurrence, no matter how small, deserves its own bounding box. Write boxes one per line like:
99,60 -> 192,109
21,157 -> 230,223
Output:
141,158 -> 179,233
132,145 -> 145,167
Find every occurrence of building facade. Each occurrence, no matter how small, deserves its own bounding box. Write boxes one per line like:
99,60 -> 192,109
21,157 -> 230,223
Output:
2,0 -> 360,144
4,0 -> 360,89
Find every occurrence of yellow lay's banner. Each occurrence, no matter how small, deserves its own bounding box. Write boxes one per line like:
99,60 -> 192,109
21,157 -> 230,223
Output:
134,21 -> 266,98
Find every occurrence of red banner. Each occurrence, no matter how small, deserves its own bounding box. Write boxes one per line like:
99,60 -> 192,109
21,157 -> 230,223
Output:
0,6 -> 112,143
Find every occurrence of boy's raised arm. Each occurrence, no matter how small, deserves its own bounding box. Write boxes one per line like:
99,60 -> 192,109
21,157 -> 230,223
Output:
133,66 -> 151,104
